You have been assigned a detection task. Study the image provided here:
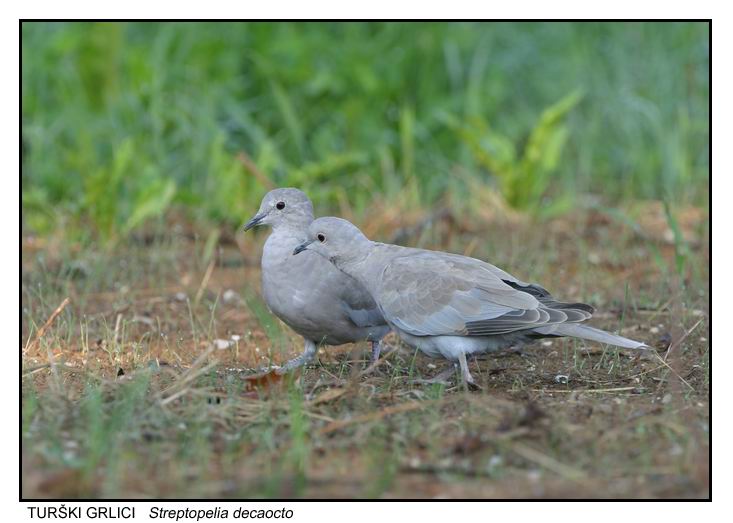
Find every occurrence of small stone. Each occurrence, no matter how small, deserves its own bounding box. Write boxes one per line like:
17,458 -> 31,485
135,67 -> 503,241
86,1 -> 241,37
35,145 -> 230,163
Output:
222,289 -> 241,304
662,393 -> 673,404
488,455 -> 503,469
213,339 -> 233,350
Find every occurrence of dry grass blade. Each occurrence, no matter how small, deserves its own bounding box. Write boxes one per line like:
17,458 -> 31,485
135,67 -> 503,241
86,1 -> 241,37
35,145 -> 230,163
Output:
509,442 -> 587,481
158,345 -> 218,402
651,352 -> 695,392
355,345 -> 399,379
194,258 -> 216,306
664,318 -> 704,361
24,297 -> 70,354
306,387 -> 347,406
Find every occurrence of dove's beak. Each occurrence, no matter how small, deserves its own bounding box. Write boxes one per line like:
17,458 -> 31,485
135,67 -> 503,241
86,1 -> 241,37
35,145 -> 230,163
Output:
243,212 -> 266,231
293,240 -> 314,255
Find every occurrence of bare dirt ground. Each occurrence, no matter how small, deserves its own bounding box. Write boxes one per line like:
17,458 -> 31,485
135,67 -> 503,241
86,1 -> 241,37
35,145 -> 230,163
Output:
21,204 -> 709,499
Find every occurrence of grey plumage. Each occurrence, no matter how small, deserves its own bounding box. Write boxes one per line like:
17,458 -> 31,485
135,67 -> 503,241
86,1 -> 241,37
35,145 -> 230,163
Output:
244,189 -> 389,371
294,217 -> 649,387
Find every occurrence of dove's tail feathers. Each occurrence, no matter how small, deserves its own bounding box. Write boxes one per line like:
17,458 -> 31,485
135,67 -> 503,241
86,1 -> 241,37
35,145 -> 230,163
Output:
535,323 -> 648,350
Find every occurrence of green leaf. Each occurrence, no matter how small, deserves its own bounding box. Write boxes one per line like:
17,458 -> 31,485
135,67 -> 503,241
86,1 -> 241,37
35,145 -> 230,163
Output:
123,178 -> 176,234
271,81 -> 305,162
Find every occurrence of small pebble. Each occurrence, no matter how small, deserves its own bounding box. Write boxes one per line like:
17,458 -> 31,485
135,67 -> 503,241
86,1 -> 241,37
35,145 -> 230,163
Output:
222,289 -> 241,304
488,455 -> 503,469
213,339 -> 233,350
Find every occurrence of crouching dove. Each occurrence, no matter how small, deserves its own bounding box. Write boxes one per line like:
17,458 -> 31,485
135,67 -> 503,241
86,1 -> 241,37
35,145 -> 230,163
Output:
244,189 -> 390,372
293,217 -> 649,388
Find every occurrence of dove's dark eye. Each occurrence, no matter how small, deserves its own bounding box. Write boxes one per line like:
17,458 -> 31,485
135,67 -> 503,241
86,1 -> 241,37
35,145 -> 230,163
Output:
276,201 -> 285,210
317,233 -> 326,242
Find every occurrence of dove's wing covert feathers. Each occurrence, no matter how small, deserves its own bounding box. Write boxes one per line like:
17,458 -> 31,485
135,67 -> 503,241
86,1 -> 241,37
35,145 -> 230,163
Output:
378,252 -> 593,337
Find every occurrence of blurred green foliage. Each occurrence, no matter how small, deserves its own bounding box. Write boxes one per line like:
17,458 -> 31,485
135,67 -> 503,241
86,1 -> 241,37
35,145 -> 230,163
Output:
21,22 -> 709,238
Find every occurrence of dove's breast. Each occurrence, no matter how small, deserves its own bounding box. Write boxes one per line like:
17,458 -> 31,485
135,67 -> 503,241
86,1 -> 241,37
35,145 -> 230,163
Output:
261,230 -> 387,345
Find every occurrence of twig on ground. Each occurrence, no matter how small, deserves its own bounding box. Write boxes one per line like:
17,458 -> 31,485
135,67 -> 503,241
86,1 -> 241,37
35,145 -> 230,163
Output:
651,352 -> 695,392
356,344 -> 399,379
509,441 -> 587,481
25,297 -> 70,355
113,313 -> 123,344
664,318 -> 704,362
157,345 -> 218,403
194,258 -> 216,306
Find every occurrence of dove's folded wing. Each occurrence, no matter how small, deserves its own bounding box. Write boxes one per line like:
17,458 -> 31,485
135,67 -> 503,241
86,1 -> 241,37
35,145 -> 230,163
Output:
378,252 -> 590,337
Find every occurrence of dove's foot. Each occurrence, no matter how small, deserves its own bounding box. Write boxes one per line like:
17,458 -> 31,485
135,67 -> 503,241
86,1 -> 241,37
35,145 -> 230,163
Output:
463,376 -> 483,391
458,352 -> 482,391
370,340 -> 383,365
276,338 -> 317,374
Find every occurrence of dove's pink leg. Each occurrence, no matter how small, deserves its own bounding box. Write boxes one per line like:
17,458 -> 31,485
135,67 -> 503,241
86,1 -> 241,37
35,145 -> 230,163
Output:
458,352 -> 481,391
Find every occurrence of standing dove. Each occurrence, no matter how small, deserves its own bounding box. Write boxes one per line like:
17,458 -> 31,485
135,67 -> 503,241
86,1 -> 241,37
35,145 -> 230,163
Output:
244,189 -> 390,372
294,217 -> 648,388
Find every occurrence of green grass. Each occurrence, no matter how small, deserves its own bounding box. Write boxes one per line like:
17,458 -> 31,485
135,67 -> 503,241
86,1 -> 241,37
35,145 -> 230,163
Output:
22,22 -> 709,240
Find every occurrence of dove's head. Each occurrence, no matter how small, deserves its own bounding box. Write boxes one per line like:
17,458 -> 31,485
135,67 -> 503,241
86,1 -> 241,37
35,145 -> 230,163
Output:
243,188 -> 314,231
293,217 -> 372,268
